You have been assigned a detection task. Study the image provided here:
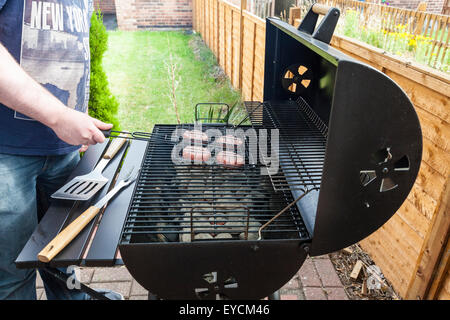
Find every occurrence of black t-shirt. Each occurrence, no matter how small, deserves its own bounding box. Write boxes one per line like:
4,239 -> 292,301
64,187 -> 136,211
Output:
0,0 -> 92,155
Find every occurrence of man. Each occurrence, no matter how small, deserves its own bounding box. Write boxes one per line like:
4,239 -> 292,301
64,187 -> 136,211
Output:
0,1 -> 118,299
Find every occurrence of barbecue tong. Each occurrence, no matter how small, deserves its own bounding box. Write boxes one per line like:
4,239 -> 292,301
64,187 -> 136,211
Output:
38,168 -> 140,263
101,129 -> 153,141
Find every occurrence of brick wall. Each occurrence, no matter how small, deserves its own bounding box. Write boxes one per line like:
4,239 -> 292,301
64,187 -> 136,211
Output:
115,0 -> 193,30
93,0 -> 116,14
387,0 -> 446,13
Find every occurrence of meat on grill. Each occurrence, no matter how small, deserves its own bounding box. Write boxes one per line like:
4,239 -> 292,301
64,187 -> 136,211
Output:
216,151 -> 244,167
182,146 -> 211,162
216,135 -> 243,146
183,130 -> 208,143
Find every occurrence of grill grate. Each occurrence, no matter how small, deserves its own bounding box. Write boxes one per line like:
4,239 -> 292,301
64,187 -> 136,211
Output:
245,98 -> 327,193
120,124 -> 310,244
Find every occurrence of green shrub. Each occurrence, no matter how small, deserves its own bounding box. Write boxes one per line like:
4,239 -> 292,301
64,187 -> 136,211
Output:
89,10 -> 120,130
342,9 -> 359,39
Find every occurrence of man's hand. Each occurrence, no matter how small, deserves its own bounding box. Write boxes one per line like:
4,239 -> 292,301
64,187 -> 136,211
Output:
51,107 -> 112,146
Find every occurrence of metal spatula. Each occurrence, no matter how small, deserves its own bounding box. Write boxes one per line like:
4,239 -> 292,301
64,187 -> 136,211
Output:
51,138 -> 127,201
39,167 -> 140,263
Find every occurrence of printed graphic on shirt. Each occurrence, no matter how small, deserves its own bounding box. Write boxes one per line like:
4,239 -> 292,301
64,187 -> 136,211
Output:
16,0 -> 90,120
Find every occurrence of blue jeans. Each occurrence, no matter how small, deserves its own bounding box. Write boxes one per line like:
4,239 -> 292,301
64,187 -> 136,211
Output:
0,151 -> 88,300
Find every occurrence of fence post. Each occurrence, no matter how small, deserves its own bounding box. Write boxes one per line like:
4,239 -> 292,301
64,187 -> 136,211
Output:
289,7 -> 302,26
216,0 -> 220,59
193,0 -> 196,31
238,0 -> 247,90
414,2 -> 427,35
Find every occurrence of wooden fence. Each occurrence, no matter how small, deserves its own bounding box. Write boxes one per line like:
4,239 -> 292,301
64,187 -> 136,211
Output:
328,34 -> 450,300
193,0 -> 266,101
248,0 -> 275,19
193,0 -> 450,299
316,0 -> 449,70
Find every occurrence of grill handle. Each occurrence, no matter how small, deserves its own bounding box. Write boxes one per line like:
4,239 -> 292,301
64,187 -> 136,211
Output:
195,103 -> 230,125
297,4 -> 340,44
311,3 -> 332,15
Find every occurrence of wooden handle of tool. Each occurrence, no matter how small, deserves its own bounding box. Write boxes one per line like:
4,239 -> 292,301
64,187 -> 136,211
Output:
103,137 -> 126,159
37,206 -> 101,263
312,3 -> 331,15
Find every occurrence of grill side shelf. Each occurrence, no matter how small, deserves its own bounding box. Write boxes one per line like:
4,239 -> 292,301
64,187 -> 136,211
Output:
49,140 -> 129,267
84,139 -> 148,267
15,142 -> 109,269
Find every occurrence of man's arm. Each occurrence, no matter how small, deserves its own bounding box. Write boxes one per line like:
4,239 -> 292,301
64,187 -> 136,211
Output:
0,43 -> 111,146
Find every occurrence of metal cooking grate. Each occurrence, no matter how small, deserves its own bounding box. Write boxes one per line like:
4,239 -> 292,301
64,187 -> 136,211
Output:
120,124 -> 310,244
245,98 -> 327,193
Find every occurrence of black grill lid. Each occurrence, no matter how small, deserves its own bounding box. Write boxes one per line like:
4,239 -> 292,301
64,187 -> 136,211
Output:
311,60 -> 422,255
264,14 -> 422,256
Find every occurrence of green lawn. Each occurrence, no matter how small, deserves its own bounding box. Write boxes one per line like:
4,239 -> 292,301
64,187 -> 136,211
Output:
103,31 -> 243,132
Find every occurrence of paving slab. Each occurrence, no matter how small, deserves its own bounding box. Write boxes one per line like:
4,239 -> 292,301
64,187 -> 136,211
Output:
36,272 -> 43,289
79,267 -> 95,283
313,254 -> 329,259
89,281 -> 132,299
280,287 -> 306,300
280,294 -> 299,300
313,258 -> 343,287
303,287 -> 327,300
129,295 -> 148,300
130,279 -> 148,296
91,266 -> 133,283
40,290 -> 47,301
282,275 -> 301,289
298,258 -> 322,287
37,288 -> 43,300
324,287 -> 349,300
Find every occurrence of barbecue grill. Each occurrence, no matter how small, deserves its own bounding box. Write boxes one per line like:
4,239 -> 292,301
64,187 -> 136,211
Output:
15,4 -> 422,300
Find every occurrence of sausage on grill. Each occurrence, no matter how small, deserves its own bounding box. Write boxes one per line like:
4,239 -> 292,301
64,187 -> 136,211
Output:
182,146 -> 211,162
216,151 -> 244,167
216,135 -> 243,146
183,130 -> 208,143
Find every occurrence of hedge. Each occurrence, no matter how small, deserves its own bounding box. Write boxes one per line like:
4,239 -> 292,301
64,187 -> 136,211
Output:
88,10 -> 120,130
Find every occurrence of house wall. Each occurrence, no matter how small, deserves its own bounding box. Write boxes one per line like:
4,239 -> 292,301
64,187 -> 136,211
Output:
115,0 -> 193,30
93,0 -> 117,14
387,0 -> 446,13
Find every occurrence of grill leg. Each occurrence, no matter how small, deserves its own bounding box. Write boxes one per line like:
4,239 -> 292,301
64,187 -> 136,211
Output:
268,290 -> 280,300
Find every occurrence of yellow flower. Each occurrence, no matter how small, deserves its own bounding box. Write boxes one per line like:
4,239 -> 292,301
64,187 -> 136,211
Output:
408,39 -> 417,48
